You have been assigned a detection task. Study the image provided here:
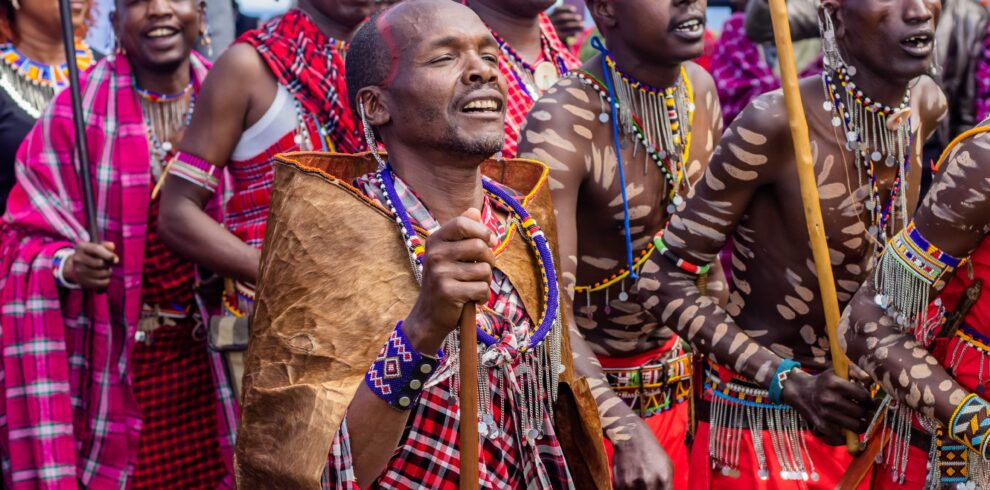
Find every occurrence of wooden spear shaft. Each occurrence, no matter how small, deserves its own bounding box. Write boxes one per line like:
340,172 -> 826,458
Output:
766,0 -> 859,454
458,304 -> 480,489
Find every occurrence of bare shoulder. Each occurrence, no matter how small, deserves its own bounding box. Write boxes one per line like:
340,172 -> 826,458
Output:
910,75 -> 947,136
684,61 -> 722,129
725,88 -> 789,149
208,43 -> 273,85
519,75 -> 605,177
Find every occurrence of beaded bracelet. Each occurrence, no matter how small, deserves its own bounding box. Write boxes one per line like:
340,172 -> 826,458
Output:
653,232 -> 711,275
768,359 -> 801,404
167,152 -> 220,194
51,248 -> 81,290
948,393 -> 990,460
365,321 -> 439,411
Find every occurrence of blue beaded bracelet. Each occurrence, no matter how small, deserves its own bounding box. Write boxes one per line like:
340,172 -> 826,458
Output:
365,321 -> 438,410
768,359 -> 801,405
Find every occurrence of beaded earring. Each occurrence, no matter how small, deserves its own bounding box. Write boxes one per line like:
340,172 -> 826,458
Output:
200,5 -> 213,58
11,0 -> 19,10
819,7 -> 853,75
495,150 -> 503,161
359,103 -> 386,169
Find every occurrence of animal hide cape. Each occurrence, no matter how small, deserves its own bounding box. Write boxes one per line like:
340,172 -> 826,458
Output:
235,152 -> 611,489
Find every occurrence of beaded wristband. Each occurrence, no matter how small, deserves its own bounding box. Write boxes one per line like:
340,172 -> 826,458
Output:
51,248 -> 81,290
365,321 -> 439,411
168,152 -> 220,194
948,393 -> 990,460
653,232 -> 711,275
768,359 -> 801,404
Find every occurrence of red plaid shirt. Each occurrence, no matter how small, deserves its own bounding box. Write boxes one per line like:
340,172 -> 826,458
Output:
323,173 -> 572,488
498,13 -> 580,158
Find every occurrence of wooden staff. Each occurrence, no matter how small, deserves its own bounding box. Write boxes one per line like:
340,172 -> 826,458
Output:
766,0 -> 859,454
458,304 -> 480,489
57,0 -> 99,242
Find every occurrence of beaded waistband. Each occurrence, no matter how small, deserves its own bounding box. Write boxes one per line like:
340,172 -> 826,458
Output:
602,345 -> 691,418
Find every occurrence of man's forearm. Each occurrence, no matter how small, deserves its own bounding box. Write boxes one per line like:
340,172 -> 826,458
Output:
639,259 -> 784,387
347,385 -> 416,488
159,190 -> 260,284
841,286 -> 968,424
567,324 -> 646,444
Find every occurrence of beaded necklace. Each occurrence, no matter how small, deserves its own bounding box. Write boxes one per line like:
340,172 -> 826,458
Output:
488,26 -> 568,100
377,163 -> 563,442
821,65 -> 911,254
0,42 -> 94,118
134,80 -> 195,178
569,37 -> 695,316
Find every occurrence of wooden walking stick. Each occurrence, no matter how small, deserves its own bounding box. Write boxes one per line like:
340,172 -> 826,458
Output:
458,304 -> 480,489
766,0 -> 860,455
57,0 -> 99,242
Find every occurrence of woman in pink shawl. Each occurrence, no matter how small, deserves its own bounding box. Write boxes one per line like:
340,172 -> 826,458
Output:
0,0 -> 235,488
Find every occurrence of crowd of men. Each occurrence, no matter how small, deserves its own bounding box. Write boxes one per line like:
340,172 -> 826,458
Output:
3,0 -> 990,488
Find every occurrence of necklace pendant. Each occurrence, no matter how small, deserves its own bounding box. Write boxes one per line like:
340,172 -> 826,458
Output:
823,101 -> 834,112
672,194 -> 684,206
846,131 -> 859,143
885,155 -> 897,167
832,116 -> 842,127
162,141 -> 173,153
533,61 -> 559,92
618,291 -> 630,302
599,112 -> 610,123
658,150 -> 669,160
871,151 -> 882,162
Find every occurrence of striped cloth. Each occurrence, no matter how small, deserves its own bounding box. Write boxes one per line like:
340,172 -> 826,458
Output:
498,13 -> 579,158
711,13 -> 822,126
226,9 -> 365,250
0,53 -> 236,489
323,172 -> 572,488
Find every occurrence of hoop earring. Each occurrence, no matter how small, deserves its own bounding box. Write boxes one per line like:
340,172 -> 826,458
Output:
360,103 -> 386,169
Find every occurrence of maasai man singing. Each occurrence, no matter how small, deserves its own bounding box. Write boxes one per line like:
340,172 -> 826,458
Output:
234,0 -> 609,487
465,0 -> 579,158
0,0 -> 236,488
517,0 -> 720,488
840,127 -> 990,487
634,0 -> 947,487
157,0 -> 372,353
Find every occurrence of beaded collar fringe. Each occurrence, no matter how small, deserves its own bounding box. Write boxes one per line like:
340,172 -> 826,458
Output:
377,163 -> 563,443
821,63 -> 912,255
0,42 -> 94,118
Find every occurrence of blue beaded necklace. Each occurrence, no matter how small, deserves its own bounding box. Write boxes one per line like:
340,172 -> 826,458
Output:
377,164 -> 559,352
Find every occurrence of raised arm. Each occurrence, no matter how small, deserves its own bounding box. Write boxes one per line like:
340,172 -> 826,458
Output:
516,79 -> 674,489
158,44 -> 274,283
637,92 -> 869,442
841,131 -> 990,426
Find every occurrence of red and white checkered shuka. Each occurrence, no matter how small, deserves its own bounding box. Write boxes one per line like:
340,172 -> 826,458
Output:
499,13 -> 580,158
321,173 -> 573,489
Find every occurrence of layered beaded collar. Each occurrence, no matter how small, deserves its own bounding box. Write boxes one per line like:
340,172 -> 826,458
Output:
376,163 -> 560,352
0,41 -> 94,118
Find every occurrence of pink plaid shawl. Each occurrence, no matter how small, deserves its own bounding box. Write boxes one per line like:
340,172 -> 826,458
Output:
0,52 -> 234,489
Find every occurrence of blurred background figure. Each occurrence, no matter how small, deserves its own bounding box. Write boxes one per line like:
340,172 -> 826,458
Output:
0,0 -> 94,213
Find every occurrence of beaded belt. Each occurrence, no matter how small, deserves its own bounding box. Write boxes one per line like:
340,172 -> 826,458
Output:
603,345 -> 691,418
701,361 -> 820,482
138,302 -> 197,344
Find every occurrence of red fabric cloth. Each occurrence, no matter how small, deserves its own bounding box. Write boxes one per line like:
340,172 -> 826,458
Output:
225,130 -> 300,249
497,13 -> 579,158
141,196 -> 194,305
130,321 -> 227,489
598,339 -> 689,490
237,9 -> 363,154
937,236 -> 990,338
689,422 -> 868,490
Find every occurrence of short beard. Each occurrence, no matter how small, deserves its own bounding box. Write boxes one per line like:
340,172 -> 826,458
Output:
437,126 -> 504,158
